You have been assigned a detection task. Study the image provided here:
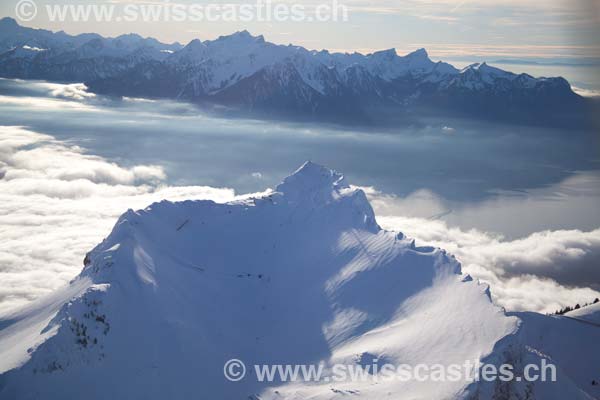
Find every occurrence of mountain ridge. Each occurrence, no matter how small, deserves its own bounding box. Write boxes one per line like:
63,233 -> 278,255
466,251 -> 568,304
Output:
0,17 -> 592,126
0,162 -> 599,399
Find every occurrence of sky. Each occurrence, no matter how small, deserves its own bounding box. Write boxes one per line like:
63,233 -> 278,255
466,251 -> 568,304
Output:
2,0 -> 600,63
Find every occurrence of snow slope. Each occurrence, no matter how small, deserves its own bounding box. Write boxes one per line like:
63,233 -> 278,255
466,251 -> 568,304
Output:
0,163 -> 598,399
566,302 -> 600,324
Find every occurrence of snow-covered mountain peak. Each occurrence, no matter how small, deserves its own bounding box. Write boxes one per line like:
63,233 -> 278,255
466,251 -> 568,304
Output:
448,61 -> 528,89
357,47 -> 436,80
462,62 -> 514,78
0,162 -> 598,399
276,161 -> 347,196
273,162 -> 378,229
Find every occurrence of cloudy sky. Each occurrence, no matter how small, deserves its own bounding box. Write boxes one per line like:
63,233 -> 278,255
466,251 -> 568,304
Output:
3,0 -> 600,62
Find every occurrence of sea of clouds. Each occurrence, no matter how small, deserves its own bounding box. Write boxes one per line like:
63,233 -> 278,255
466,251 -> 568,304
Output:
1,125 -> 599,316
363,185 -> 600,313
0,126 -> 239,315
0,78 -> 599,316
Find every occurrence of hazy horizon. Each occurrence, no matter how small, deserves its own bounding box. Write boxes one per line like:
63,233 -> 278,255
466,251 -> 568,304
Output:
2,0 -> 599,62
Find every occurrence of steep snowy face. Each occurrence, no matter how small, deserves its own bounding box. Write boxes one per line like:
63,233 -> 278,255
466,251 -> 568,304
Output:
275,161 -> 359,207
167,33 -> 434,95
0,162 -> 519,400
167,31 -> 292,92
0,163 -> 596,399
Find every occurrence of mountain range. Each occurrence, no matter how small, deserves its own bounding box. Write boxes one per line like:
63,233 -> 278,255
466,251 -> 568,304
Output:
0,17 -> 593,127
1,162 -> 599,399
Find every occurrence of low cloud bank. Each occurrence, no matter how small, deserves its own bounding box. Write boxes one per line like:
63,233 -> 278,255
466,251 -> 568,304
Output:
0,126 -> 237,316
371,202 -> 600,313
1,126 -> 598,315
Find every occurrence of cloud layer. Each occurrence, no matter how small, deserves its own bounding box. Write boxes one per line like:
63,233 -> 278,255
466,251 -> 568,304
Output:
0,126 -> 238,316
1,125 -> 598,316
371,205 -> 600,313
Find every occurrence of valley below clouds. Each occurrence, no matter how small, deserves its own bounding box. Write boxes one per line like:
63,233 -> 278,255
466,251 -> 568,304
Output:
0,79 -> 599,316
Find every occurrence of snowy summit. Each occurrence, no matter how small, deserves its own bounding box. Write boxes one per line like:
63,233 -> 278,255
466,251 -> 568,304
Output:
0,163 -> 598,399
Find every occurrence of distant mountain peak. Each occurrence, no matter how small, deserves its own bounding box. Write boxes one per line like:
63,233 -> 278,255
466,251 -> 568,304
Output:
407,48 -> 429,58
184,38 -> 203,49
370,48 -> 398,59
233,29 -> 252,37
216,29 -> 264,44
461,62 -> 516,80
